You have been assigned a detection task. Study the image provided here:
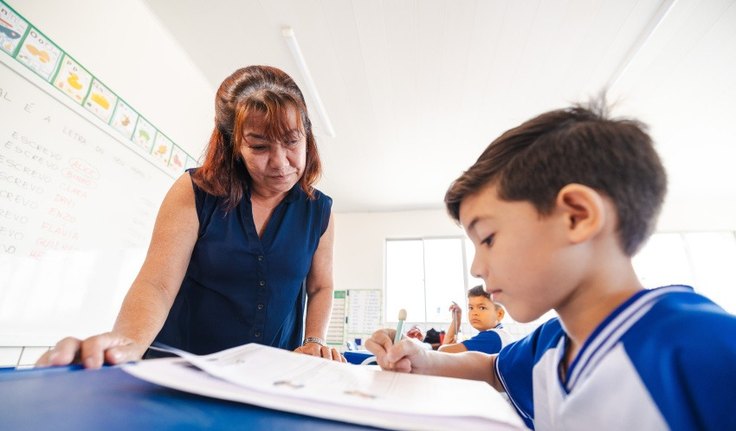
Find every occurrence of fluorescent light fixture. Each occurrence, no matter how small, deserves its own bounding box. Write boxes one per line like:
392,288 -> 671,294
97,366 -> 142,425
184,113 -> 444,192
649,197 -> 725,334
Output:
282,26 -> 336,138
606,0 -> 677,90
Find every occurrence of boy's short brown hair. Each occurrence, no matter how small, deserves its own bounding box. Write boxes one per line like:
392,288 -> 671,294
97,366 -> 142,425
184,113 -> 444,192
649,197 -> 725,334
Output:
467,285 -> 502,311
467,285 -> 491,299
445,99 -> 667,256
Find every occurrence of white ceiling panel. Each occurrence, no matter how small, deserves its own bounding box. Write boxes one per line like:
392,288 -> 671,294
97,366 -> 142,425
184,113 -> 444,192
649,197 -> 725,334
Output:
141,0 -> 736,221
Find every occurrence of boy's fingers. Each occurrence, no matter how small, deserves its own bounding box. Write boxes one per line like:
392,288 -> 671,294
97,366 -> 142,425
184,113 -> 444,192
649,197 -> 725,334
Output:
365,329 -> 396,368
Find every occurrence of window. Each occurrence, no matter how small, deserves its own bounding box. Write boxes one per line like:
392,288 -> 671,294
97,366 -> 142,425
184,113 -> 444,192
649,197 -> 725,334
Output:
633,231 -> 736,314
385,238 -> 468,324
385,231 -> 736,337
385,237 -> 555,338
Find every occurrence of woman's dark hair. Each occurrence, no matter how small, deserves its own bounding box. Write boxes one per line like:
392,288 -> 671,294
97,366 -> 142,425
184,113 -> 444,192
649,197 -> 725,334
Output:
193,65 -> 322,210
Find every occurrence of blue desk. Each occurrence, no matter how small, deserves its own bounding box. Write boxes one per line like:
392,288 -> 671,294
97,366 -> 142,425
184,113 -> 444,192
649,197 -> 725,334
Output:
343,350 -> 375,365
0,365 -> 385,430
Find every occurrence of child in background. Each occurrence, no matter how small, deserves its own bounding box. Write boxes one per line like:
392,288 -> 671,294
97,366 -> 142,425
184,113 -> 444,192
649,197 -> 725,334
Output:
366,99 -> 736,430
438,285 -> 513,354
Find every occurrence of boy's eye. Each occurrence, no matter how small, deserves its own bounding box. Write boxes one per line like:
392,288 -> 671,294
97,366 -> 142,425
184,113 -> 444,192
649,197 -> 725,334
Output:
481,234 -> 495,247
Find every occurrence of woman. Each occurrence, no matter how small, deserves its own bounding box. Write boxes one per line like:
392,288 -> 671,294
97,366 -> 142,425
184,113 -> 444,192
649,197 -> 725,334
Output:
37,65 -> 343,368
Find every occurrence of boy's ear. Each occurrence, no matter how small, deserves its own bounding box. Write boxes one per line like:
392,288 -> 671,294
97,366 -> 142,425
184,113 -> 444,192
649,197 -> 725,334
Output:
555,183 -> 606,244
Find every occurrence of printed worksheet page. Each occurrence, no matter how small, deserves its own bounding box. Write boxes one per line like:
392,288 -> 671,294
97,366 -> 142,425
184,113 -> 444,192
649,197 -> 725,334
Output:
124,343 -> 525,431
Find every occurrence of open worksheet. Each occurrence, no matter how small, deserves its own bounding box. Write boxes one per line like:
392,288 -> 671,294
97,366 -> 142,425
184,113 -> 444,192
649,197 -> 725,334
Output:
124,343 -> 525,431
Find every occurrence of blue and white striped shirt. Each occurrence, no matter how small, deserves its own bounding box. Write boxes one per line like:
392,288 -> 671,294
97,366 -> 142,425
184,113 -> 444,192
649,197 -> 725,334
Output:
496,285 -> 736,430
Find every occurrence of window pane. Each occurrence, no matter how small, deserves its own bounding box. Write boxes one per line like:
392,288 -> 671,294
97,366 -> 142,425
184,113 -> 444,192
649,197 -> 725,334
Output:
385,240 -> 425,322
684,232 -> 736,314
633,233 -> 695,288
464,237 -> 480,288
424,238 -> 466,323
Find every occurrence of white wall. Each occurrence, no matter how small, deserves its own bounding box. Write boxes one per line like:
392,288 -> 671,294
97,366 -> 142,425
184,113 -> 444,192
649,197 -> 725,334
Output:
333,209 -> 464,294
657,196 -> 736,232
333,194 -> 736,304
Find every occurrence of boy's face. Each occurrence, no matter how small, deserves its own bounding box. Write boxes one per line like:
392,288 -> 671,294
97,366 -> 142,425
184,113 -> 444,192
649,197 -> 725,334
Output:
467,296 -> 501,331
459,183 -> 583,323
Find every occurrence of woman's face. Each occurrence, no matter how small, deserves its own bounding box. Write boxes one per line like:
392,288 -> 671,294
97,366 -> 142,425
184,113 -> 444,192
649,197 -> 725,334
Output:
239,107 -> 307,197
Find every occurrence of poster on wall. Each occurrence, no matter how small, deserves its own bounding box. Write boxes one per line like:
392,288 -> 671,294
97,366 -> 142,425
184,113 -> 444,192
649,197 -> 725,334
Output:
346,290 -> 382,336
83,78 -> 117,123
132,116 -> 156,152
0,1 -> 28,56
15,27 -> 61,81
326,290 -> 346,346
110,98 -> 138,140
52,54 -> 92,104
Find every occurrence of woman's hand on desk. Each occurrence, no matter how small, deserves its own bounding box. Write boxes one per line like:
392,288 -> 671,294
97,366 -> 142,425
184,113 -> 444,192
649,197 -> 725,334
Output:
35,333 -> 147,369
294,342 -> 346,363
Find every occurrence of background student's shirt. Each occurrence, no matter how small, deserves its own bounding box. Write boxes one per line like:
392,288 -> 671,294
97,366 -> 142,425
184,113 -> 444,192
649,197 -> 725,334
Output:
462,324 -> 513,354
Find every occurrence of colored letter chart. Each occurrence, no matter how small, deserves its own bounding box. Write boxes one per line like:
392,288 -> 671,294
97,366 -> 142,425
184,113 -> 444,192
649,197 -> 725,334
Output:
84,78 -> 117,123
15,27 -> 62,80
152,132 -> 174,167
168,145 -> 188,173
132,116 -> 156,152
110,98 -> 139,140
0,2 -> 28,55
53,55 -> 92,104
0,0 -> 196,178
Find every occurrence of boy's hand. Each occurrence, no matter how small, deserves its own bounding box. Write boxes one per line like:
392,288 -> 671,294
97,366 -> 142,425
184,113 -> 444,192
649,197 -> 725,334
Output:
449,302 -> 462,322
405,326 -> 424,341
365,328 -> 428,373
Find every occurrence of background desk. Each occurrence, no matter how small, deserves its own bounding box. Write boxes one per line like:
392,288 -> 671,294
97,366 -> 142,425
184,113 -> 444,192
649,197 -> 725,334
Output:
0,365 -> 385,430
344,350 -> 375,365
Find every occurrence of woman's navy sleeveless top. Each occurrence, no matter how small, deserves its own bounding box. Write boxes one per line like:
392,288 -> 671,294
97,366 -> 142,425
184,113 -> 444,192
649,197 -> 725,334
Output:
152,170 -> 332,355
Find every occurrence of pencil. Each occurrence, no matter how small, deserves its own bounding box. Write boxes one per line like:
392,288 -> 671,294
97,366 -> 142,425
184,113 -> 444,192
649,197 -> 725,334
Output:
394,309 -> 407,344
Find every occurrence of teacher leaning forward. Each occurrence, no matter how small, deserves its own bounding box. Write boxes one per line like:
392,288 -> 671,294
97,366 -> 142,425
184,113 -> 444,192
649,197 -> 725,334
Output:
37,65 -> 343,367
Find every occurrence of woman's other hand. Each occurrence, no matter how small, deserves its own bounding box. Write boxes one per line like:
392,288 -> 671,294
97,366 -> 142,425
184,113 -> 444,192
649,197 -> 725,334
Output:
35,333 -> 147,369
294,342 -> 346,363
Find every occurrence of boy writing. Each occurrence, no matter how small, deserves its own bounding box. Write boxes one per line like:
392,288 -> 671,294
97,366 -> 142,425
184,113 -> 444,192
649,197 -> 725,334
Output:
438,285 -> 513,354
366,100 -> 736,430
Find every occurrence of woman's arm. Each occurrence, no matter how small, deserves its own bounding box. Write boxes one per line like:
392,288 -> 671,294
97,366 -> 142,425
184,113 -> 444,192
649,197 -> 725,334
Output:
36,172 -> 199,368
294,213 -> 342,361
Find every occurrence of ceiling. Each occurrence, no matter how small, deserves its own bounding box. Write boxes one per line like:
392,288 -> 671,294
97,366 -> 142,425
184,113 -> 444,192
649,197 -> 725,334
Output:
142,0 -> 736,215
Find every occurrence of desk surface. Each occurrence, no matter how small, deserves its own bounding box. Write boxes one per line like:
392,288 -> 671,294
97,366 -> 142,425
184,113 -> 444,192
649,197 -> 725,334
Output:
0,365 -> 386,431
343,350 -> 374,365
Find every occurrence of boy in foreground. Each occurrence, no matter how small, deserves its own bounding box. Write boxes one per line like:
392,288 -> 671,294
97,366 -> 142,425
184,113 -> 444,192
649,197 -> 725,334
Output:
366,100 -> 736,430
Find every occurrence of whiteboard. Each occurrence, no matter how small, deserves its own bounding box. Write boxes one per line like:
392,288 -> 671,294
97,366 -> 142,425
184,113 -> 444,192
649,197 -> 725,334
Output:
0,49 -> 179,345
